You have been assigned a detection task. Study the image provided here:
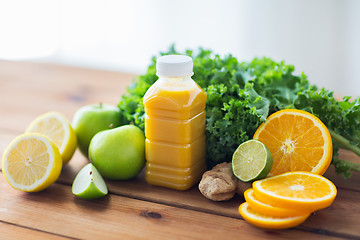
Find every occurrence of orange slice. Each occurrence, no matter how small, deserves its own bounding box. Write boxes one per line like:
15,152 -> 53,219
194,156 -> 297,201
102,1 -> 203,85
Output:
244,188 -> 310,217
253,109 -> 332,176
238,202 -> 310,229
252,171 -> 337,212
2,133 -> 62,192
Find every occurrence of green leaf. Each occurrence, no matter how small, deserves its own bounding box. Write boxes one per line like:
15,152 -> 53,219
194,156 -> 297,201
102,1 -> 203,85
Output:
117,46 -> 360,176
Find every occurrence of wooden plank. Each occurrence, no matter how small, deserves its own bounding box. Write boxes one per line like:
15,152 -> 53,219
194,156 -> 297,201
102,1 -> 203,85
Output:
300,188 -> 360,238
2,120 -> 360,193
2,130 -> 360,237
0,60 -> 134,132
324,149 -> 360,191
0,173 -> 344,240
56,147 -> 360,200
2,137 -> 360,238
65,159 -> 360,238
0,221 -> 71,240
1,61 -> 360,239
59,151 -> 244,220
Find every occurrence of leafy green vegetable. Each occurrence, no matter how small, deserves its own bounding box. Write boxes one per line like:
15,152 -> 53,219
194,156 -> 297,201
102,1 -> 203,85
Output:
118,46 -> 360,178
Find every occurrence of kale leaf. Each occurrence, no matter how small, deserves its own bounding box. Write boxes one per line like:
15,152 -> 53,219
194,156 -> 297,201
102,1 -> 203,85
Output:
117,47 -> 360,177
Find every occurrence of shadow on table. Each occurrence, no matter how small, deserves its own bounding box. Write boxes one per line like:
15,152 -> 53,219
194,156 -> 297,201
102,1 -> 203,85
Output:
20,183 -> 69,205
73,194 -> 111,212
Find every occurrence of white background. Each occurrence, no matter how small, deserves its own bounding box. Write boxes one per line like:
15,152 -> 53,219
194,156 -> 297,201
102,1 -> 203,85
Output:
0,0 -> 359,96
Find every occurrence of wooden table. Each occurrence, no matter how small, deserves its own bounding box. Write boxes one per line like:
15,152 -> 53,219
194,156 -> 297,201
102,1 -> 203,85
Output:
1,61 -> 360,240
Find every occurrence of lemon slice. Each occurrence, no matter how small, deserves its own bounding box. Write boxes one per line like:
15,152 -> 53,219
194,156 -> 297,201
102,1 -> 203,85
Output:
253,171 -> 337,212
26,111 -> 77,164
244,188 -> 310,217
239,202 -> 310,229
2,133 -> 63,192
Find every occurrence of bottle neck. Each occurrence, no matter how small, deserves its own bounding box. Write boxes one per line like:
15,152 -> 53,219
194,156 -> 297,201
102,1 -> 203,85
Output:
158,75 -> 193,82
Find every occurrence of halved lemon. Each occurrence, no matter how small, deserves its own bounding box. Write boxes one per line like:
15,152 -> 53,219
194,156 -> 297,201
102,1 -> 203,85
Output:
26,111 -> 77,164
252,171 -> 337,212
239,202 -> 310,229
244,188 -> 310,217
253,109 -> 332,176
2,133 -> 63,192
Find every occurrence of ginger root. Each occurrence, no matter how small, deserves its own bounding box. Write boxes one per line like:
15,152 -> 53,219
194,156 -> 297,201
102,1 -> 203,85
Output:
198,163 -> 237,201
198,162 -> 252,201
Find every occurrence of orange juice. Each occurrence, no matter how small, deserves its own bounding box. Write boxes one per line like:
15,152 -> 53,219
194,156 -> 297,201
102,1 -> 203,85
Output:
143,55 -> 207,190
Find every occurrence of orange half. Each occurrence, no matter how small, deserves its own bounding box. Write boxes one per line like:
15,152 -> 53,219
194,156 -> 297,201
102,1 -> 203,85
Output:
253,109 -> 332,176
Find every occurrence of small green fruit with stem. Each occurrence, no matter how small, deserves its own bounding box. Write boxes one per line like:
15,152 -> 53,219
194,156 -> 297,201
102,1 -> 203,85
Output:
72,103 -> 123,157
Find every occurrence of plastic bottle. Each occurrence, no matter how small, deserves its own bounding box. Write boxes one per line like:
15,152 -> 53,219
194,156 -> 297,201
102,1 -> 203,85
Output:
143,55 -> 207,190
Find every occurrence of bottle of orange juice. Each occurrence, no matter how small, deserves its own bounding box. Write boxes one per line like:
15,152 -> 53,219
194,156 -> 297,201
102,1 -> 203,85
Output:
143,55 -> 207,190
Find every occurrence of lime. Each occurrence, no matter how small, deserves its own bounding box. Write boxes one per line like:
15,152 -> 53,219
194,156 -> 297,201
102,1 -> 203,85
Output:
72,163 -> 108,200
232,139 -> 272,182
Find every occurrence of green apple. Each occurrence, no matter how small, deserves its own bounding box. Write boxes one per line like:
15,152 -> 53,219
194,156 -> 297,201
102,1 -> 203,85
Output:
72,103 -> 122,157
89,125 -> 145,180
72,163 -> 108,199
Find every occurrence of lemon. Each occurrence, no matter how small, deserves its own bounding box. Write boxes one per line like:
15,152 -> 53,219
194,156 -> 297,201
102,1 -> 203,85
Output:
26,111 -> 77,164
2,133 -> 63,192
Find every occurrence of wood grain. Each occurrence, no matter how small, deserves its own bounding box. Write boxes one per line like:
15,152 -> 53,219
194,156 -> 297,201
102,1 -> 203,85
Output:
301,188 -> 360,238
0,221 -> 71,240
59,155 -> 360,238
0,60 -> 134,132
2,128 -> 360,238
2,135 -> 358,222
0,172 -> 343,240
324,149 -> 360,191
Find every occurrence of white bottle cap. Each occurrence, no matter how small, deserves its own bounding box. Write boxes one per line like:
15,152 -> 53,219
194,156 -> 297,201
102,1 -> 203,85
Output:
156,55 -> 193,77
